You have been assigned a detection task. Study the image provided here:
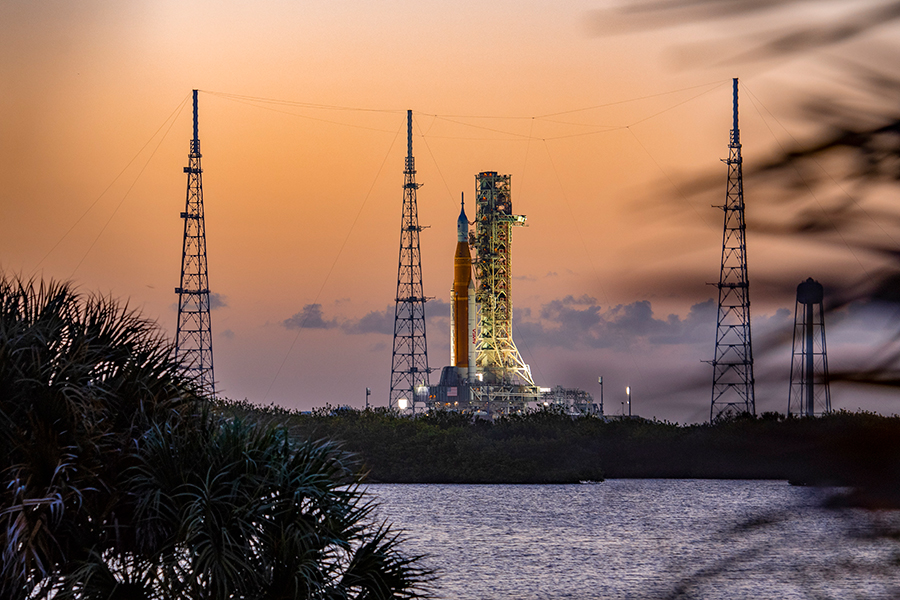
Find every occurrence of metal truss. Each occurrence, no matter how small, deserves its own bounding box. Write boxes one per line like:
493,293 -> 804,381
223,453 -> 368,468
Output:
389,110 -> 430,410
710,79 -> 755,422
472,172 -> 535,391
175,90 -> 215,397
470,382 -> 539,416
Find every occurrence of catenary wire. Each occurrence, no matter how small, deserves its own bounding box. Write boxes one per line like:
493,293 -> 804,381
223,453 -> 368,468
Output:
625,127 -> 717,230
204,90 -> 404,113
413,113 -> 455,203
741,82 -> 900,249
204,91 -> 401,134
30,94 -> 191,277
739,82 -> 876,282
67,97 -> 191,279
540,138 -> 645,383
261,121 -> 404,404
41,82 -> 744,405
509,117 -> 548,386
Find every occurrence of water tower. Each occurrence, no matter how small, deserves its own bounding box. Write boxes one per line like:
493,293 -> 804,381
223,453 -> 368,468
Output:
788,278 -> 831,417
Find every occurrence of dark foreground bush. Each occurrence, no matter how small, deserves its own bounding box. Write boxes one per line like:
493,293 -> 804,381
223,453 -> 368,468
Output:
0,276 -> 430,600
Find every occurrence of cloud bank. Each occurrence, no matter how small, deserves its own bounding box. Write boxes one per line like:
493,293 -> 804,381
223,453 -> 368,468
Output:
283,299 -> 450,335
517,295 -> 717,349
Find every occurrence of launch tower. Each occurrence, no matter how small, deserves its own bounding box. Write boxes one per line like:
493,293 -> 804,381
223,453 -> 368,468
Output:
389,110 -> 430,410
788,278 -> 831,417
472,172 -> 537,411
175,90 -> 215,397
709,78 -> 755,421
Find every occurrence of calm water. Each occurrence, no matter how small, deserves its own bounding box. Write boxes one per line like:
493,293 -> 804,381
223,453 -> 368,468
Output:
367,480 -> 900,599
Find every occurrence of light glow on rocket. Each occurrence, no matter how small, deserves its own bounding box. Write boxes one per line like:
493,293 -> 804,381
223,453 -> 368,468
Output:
452,193 -> 473,377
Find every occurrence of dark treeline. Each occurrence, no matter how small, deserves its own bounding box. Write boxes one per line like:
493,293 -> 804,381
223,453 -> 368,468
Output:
217,401 -> 900,501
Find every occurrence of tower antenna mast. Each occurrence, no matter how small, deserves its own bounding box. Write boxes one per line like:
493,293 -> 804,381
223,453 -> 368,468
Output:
175,89 -> 215,397
710,78 -> 755,421
389,110 -> 430,410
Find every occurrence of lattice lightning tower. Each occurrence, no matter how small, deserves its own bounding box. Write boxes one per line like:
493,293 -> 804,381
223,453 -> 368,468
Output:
389,110 -> 430,409
175,90 -> 215,397
710,78 -> 755,421
473,172 -> 534,387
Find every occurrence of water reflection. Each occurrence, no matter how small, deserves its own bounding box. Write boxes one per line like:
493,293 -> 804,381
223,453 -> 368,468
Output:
368,480 -> 900,599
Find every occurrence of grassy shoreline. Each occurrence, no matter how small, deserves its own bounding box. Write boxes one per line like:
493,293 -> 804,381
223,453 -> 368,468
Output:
217,401 -> 900,500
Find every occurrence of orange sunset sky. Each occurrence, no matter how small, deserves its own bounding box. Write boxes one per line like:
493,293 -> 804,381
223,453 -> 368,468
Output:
3,0 -> 900,422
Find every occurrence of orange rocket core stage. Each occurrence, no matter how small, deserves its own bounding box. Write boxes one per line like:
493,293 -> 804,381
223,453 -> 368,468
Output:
453,240 -> 472,369
451,196 -> 473,373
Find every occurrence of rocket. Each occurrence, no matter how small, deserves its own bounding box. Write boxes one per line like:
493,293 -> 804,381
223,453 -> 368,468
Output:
450,193 -> 476,380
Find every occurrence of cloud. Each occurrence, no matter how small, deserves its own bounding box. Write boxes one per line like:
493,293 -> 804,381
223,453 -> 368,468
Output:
220,329 -> 235,340
514,271 -> 559,282
295,296 -> 717,348
343,306 -> 394,335
426,298 -> 450,321
342,299 -> 450,335
277,296 -> 786,353
209,292 -> 228,310
283,304 -> 338,330
518,296 -> 718,349
754,307 -> 793,331
539,294 -> 603,330
169,291 -> 228,313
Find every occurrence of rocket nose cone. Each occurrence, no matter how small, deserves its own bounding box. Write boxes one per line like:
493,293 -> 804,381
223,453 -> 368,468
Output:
457,207 -> 468,243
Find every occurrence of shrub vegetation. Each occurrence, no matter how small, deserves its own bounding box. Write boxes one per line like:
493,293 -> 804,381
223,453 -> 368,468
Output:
0,276 -> 430,600
221,399 -> 900,505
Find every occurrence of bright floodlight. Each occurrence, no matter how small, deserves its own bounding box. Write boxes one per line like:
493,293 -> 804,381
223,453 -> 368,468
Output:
416,385 -> 428,395
398,398 -> 408,410
626,386 -> 631,395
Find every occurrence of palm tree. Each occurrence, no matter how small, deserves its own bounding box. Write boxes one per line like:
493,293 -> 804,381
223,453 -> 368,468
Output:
118,417 -> 430,600
0,276 -> 196,599
0,275 -> 431,599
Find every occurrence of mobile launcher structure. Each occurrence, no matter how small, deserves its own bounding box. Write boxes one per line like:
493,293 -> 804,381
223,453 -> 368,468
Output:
428,172 -> 600,417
